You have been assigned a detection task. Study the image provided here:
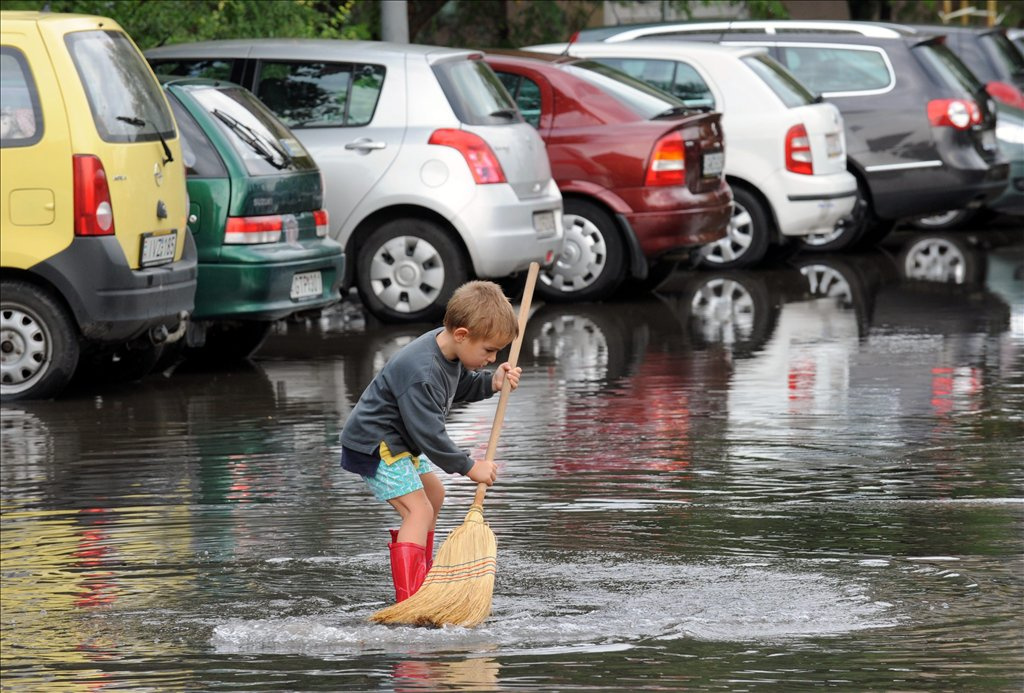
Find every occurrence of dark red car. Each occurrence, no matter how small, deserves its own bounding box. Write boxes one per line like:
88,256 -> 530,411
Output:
485,51 -> 732,302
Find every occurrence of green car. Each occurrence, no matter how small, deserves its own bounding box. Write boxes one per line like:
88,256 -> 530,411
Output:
160,76 -> 345,360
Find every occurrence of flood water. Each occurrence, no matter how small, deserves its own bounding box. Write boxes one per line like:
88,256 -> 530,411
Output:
2,231 -> 1023,690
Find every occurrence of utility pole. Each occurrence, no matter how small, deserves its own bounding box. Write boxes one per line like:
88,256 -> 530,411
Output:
381,0 -> 410,43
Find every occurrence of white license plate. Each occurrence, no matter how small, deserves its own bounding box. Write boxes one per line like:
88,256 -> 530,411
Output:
290,271 -> 323,300
534,210 -> 557,238
826,132 -> 842,157
702,151 -> 724,177
140,231 -> 177,267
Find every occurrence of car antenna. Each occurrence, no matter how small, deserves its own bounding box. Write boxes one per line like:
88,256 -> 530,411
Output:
562,28 -> 578,56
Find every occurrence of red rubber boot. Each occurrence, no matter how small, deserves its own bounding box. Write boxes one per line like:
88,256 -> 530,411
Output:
391,529 -> 435,572
388,541 -> 426,603
425,530 -> 435,572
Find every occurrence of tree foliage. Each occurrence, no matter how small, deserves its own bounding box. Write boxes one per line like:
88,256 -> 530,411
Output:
1,0 -> 369,49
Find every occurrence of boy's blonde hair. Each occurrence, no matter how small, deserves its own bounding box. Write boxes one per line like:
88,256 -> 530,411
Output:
443,281 -> 518,344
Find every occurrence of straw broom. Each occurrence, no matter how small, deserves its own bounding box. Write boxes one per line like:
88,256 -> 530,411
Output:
370,262 -> 540,628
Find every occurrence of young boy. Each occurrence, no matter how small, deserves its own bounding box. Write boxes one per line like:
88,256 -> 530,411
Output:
340,280 -> 522,603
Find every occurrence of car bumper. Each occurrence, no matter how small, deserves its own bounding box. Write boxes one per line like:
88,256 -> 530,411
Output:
454,182 -> 565,278
31,233 -> 198,343
773,170 -> 858,237
864,144 -> 1010,221
194,240 -> 345,322
620,183 -> 733,257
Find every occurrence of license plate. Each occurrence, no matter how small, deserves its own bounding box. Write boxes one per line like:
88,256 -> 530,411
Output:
290,271 -> 323,300
534,210 -> 557,238
826,132 -> 842,157
140,231 -> 177,267
702,151 -> 724,177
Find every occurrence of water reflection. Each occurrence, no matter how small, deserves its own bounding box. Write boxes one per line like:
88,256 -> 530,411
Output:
2,233 -> 1021,690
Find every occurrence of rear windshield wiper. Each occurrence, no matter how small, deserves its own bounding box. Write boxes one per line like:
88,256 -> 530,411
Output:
117,115 -> 174,165
212,109 -> 291,169
653,105 -> 708,119
489,108 -> 520,119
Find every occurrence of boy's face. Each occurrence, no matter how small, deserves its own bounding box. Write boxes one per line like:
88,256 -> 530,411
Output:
452,328 -> 508,370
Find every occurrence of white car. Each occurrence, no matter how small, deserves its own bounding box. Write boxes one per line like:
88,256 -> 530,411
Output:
527,41 -> 858,269
147,40 -> 564,323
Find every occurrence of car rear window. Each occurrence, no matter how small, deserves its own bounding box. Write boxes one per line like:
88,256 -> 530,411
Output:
914,41 -> 985,97
433,57 -> 523,125
0,47 -> 43,147
166,93 -> 227,178
587,57 -> 716,109
190,85 -> 318,175
65,30 -> 176,142
561,60 -> 689,119
254,61 -> 385,128
150,58 -> 236,82
741,54 -> 816,106
776,45 -> 893,95
981,31 -> 1024,79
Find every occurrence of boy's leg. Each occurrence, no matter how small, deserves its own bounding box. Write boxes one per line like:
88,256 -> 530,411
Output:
420,471 -> 444,570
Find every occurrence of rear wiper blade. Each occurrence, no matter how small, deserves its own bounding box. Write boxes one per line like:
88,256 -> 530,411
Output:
117,114 -> 174,165
212,109 -> 291,169
489,108 -> 519,119
653,105 -> 707,118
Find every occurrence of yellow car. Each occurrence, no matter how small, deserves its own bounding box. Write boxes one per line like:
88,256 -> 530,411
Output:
1,12 -> 197,401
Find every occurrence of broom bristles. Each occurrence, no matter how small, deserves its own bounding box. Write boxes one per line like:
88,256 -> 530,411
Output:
370,504 -> 496,628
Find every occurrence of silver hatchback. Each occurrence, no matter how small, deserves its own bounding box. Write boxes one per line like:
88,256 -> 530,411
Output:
147,40 -> 564,323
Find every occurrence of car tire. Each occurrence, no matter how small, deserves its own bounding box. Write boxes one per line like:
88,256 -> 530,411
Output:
356,218 -> 468,324
699,186 -> 772,270
1,280 -> 80,402
906,208 -> 978,232
538,198 -> 626,303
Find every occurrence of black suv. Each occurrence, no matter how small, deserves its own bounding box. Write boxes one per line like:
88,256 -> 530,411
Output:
574,20 -> 1011,250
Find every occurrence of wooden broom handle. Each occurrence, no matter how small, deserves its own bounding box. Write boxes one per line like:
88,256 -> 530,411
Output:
473,261 -> 539,506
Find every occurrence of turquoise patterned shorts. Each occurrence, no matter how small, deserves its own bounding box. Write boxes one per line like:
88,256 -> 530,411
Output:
364,454 -> 438,501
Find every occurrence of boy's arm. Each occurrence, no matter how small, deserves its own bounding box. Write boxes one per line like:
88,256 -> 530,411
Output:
397,382 -> 474,475
454,368 -> 496,402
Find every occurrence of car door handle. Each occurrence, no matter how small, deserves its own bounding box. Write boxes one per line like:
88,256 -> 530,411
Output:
344,139 -> 387,151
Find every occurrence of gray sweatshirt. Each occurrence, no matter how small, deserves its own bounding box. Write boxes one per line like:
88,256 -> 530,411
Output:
340,327 -> 496,475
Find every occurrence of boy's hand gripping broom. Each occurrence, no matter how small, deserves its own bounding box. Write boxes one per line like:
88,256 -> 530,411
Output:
370,262 -> 539,628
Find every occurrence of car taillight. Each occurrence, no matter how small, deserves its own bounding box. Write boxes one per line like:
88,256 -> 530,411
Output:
986,81 -> 1024,109
428,129 -> 506,184
224,214 -> 283,244
927,99 -> 982,130
73,154 -> 115,236
645,132 -> 686,186
785,124 -> 813,175
314,209 -> 329,238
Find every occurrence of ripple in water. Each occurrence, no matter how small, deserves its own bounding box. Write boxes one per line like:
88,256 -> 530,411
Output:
209,551 -> 898,655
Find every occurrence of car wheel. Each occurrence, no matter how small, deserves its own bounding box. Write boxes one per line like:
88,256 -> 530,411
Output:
538,198 -> 626,303
192,321 -> 274,363
356,218 -> 467,323
898,234 -> 981,285
699,186 -> 772,270
0,280 -> 80,401
906,208 -> 977,232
